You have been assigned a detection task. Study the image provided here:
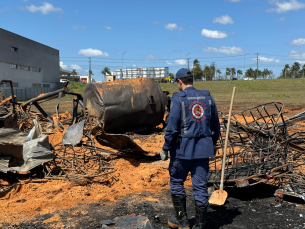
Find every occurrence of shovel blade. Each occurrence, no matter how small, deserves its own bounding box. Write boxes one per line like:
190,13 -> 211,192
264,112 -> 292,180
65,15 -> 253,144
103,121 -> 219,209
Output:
209,189 -> 228,206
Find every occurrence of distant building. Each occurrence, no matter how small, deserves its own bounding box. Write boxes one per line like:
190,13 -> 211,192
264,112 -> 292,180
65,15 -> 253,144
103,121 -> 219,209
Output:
106,75 -> 116,82
0,28 -> 60,90
60,68 -> 80,82
80,76 -> 90,83
111,67 -> 169,80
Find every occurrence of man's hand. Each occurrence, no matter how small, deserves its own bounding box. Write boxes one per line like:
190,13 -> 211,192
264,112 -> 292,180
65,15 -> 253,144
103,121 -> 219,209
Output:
160,149 -> 169,161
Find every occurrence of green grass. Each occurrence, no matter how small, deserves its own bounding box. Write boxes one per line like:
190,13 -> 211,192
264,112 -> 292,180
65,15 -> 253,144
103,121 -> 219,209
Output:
67,81 -> 88,95
159,78 -> 305,112
40,78 -> 305,114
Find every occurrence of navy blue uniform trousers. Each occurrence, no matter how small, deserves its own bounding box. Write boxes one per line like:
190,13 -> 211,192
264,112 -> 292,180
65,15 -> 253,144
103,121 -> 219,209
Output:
169,158 -> 209,206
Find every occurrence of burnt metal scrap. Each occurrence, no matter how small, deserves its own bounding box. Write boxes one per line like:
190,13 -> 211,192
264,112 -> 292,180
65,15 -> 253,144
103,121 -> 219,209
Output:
1,78 -> 305,203
0,78 -> 165,186
0,119 -> 53,173
210,102 -> 305,202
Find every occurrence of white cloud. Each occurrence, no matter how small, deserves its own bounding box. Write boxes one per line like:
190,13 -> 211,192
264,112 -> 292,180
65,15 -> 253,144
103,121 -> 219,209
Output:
144,55 -> 159,60
253,56 -> 281,63
23,0 -> 29,2
201,29 -> 228,38
290,38 -> 305,46
70,64 -> 82,70
296,60 -> 305,65
166,61 -> 173,65
203,46 -> 243,55
152,21 -> 159,25
133,64 -> 136,68
288,50 -> 305,59
229,0 -> 241,2
213,15 -> 234,24
164,23 -> 182,31
78,48 -> 109,57
175,59 -> 187,65
25,2 -> 63,14
60,61 -> 68,69
105,26 -> 112,30
72,24 -> 86,30
267,0 -> 305,13
278,17 -> 286,21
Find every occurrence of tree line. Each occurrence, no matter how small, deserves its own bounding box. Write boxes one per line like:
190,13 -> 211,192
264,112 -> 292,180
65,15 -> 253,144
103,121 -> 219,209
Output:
191,59 -> 305,80
279,62 -> 305,79
191,59 -> 276,80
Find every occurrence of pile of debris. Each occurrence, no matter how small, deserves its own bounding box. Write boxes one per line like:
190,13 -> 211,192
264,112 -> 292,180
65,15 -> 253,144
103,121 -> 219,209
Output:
210,102 -> 305,202
0,78 -> 305,204
0,78 -> 168,193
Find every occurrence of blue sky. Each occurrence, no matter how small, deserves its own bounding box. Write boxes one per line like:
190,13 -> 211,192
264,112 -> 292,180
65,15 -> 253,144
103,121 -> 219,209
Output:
1,0 -> 305,81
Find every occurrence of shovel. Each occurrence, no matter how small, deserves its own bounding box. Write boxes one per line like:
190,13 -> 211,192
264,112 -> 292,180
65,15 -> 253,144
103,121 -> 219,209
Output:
209,87 -> 236,206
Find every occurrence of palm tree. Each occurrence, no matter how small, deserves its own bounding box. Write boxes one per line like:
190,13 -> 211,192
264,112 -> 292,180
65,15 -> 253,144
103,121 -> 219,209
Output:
268,70 -> 273,79
291,62 -> 301,76
102,67 -> 111,81
193,59 -> 200,66
280,64 -> 290,78
71,69 -> 78,76
237,70 -> 242,78
210,64 -> 216,81
231,68 -> 236,79
192,59 -> 203,80
300,64 -> 305,78
246,68 -> 254,78
262,68 -> 269,79
216,69 -> 221,80
226,68 -> 231,80
203,65 -> 212,81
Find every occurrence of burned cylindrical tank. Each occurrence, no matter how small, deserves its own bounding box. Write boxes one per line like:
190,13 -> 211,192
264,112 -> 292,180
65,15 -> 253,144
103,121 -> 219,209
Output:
83,78 -> 168,133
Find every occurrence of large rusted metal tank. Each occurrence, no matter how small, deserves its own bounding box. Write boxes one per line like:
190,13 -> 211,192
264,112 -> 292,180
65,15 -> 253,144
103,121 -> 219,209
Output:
83,78 -> 168,133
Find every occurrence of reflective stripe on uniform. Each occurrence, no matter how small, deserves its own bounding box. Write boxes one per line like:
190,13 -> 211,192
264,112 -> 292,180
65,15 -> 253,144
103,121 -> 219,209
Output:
181,101 -> 187,135
187,97 -> 206,100
209,100 -> 212,130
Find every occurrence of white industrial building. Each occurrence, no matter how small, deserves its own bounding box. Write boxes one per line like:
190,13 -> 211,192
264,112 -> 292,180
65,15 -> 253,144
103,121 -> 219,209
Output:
111,67 -> 169,80
0,28 -> 60,100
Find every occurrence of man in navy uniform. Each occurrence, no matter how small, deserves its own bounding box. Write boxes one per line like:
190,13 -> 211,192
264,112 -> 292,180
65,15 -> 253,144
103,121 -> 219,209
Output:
160,68 -> 220,229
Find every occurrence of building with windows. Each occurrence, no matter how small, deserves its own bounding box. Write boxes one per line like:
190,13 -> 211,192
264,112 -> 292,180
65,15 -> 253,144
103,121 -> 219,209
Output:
111,67 -> 169,80
106,75 -> 116,82
60,68 -> 80,82
0,28 -> 60,99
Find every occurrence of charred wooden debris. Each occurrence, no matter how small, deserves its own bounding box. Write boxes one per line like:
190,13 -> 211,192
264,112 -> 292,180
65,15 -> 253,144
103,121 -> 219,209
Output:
210,102 -> 305,202
0,78 -> 305,202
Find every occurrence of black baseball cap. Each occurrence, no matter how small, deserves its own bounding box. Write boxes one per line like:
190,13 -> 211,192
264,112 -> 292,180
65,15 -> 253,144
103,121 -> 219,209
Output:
175,68 -> 193,81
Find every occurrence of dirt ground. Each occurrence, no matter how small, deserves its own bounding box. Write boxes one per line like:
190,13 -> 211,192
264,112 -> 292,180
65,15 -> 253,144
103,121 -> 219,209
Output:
0,106 -> 305,228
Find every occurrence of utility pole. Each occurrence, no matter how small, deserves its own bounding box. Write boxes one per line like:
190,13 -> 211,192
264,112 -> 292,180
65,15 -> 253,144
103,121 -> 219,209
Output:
211,62 -> 216,81
255,53 -> 260,79
89,57 -> 91,83
244,53 -> 249,78
119,52 -> 126,79
183,53 -> 190,69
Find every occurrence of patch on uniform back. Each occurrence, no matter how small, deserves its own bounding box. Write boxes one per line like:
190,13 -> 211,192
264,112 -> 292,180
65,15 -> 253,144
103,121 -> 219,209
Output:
189,101 -> 207,122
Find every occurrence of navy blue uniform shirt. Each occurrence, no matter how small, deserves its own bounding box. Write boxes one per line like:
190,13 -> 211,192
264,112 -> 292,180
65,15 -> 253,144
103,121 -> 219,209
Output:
163,86 -> 220,160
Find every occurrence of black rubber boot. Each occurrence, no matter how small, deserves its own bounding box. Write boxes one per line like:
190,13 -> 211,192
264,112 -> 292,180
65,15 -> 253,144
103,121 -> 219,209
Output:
168,195 -> 189,229
192,203 -> 208,229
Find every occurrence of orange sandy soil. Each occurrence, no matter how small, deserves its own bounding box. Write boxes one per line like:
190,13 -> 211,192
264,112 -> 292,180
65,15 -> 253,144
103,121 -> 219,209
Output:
0,107 -> 304,226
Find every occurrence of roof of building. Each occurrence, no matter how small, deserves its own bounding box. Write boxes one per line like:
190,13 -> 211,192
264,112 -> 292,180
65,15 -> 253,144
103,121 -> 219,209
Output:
60,68 -> 79,75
